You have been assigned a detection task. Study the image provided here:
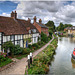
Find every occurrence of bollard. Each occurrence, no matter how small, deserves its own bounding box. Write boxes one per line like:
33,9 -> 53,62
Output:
28,55 -> 30,69
30,52 -> 32,64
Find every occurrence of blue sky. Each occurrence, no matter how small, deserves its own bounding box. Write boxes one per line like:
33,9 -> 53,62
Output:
0,1 -> 75,26
0,1 -> 18,14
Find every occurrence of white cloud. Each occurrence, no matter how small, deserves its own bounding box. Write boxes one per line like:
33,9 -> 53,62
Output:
1,1 -> 75,26
0,13 -> 10,17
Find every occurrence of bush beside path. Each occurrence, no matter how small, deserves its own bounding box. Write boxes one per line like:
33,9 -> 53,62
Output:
0,35 -> 54,75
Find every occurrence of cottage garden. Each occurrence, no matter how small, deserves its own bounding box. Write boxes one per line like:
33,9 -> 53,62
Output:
0,32 -> 51,67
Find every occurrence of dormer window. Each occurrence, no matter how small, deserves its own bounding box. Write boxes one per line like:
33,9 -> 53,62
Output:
29,30 -> 31,34
32,29 -> 36,33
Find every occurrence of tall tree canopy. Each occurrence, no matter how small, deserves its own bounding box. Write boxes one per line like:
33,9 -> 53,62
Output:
45,21 -> 55,37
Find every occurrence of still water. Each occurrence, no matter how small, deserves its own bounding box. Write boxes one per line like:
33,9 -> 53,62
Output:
48,37 -> 75,75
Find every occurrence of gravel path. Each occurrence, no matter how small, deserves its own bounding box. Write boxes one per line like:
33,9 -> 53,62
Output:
0,35 -> 54,75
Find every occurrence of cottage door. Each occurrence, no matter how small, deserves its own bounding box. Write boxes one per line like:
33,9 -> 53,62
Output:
26,41 -> 28,47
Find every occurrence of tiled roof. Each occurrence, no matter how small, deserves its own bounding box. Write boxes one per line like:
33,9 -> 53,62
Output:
0,16 -> 39,35
36,22 -> 48,28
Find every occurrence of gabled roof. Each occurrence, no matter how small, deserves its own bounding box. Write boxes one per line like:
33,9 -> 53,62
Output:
0,16 -> 39,35
36,22 -> 48,28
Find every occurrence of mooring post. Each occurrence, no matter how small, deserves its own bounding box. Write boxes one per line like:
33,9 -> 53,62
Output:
30,52 -> 32,64
28,55 -> 30,69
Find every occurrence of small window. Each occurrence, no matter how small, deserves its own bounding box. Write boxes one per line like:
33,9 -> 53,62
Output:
32,29 -> 36,33
10,35 -> 14,41
29,30 -> 31,34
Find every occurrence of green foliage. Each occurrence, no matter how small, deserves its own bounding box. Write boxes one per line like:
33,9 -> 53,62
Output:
51,34 -> 58,48
56,23 -> 72,31
0,57 -> 12,67
26,35 -> 58,74
41,32 -> 48,43
27,45 -> 56,74
22,48 -> 30,54
28,44 -> 32,49
2,42 -> 24,55
24,38 -> 31,43
32,43 -> 39,49
0,52 -> 12,67
2,41 -> 14,53
13,45 -> 24,55
45,21 -> 55,31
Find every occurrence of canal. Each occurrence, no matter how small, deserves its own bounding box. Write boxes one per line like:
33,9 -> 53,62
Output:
48,37 -> 75,75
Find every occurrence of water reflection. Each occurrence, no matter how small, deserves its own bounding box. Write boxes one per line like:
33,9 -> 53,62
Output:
48,37 -> 75,75
71,58 -> 75,69
70,37 -> 75,43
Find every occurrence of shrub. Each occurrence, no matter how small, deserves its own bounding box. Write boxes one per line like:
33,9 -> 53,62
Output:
0,52 -> 7,62
28,44 -> 32,49
0,52 -> 12,67
13,45 -> 24,55
32,43 -> 39,49
22,48 -> 30,54
2,41 -> 14,53
41,32 -> 48,43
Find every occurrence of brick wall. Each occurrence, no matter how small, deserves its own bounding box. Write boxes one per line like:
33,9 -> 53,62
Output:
33,22 -> 41,33
41,27 -> 49,36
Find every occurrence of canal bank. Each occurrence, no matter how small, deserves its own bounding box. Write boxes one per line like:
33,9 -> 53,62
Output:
26,34 -> 58,74
48,37 -> 75,75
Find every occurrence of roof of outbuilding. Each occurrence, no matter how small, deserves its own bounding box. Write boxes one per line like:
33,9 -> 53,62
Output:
0,16 -> 39,35
36,22 -> 48,28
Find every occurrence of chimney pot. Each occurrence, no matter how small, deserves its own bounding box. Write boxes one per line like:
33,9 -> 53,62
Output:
11,11 -> 17,19
28,18 -> 31,23
39,19 -> 42,23
34,16 -> 36,23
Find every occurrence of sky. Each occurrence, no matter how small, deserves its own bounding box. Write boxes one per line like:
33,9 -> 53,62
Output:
0,1 -> 75,26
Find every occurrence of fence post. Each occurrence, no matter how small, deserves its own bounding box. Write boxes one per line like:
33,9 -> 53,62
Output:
28,55 -> 30,69
30,52 -> 32,64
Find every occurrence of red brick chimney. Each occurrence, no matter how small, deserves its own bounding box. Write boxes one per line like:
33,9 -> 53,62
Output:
11,11 -> 17,19
34,16 -> 36,23
28,18 -> 31,23
39,19 -> 42,23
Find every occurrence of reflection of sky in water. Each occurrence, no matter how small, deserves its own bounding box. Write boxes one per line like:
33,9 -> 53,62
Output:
48,37 -> 75,75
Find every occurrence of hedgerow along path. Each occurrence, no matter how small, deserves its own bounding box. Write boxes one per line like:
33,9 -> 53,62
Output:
0,35 -> 54,75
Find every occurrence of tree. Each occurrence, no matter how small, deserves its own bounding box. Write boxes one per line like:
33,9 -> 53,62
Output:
45,21 -> 55,31
45,20 -> 56,37
41,32 -> 48,43
56,23 -> 73,31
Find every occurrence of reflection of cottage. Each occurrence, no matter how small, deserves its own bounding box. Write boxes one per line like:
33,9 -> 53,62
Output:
68,26 -> 75,36
0,11 -> 40,52
33,16 -> 49,36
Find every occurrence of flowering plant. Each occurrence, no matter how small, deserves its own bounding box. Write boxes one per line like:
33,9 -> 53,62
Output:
0,52 -> 7,62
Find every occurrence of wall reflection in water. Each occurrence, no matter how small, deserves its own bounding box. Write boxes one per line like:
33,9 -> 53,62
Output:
71,58 -> 75,69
